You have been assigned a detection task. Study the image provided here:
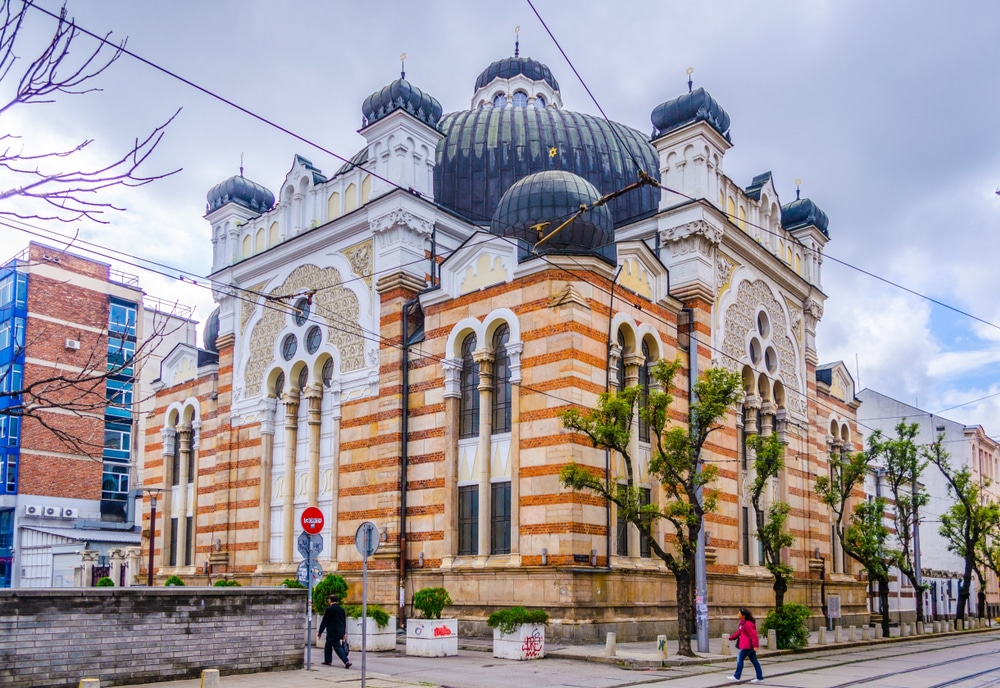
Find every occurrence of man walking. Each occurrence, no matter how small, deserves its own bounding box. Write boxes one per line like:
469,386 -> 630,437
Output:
318,594 -> 351,668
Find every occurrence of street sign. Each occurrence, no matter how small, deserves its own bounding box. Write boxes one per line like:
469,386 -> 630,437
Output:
297,531 -> 323,558
301,506 -> 324,535
355,521 -> 380,558
296,559 -> 323,586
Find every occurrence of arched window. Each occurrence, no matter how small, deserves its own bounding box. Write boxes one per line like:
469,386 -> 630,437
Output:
459,334 -> 479,439
492,324 -> 511,434
638,340 -> 651,443
493,93 -> 507,108
615,331 -> 626,391
512,91 -> 528,108
534,94 -> 546,109
170,430 -> 180,487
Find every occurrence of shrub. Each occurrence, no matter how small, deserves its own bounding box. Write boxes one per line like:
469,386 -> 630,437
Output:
214,579 -> 241,586
344,603 -> 391,629
281,578 -> 306,589
96,577 -> 115,587
486,606 -> 550,635
164,575 -> 185,587
761,603 -> 811,650
413,587 -> 451,620
312,574 -> 349,614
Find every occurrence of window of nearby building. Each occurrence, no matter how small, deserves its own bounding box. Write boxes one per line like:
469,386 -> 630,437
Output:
512,91 -> 528,108
281,334 -> 297,361
107,337 -> 135,375
639,487 -> 651,558
187,436 -> 196,483
534,94 -> 546,109
740,405 -> 748,470
491,481 -> 511,555
101,463 -> 129,501
0,321 -> 9,350
274,372 -> 285,397
458,485 -> 478,555
185,515 -> 194,567
616,485 -> 628,556
103,423 -> 131,462
459,334 -> 479,439
5,417 -> 18,446
493,92 -> 507,108
12,318 -> 23,349
305,326 -> 322,354
297,366 -> 309,391
615,331 -> 626,391
321,359 -> 333,387
742,506 -> 750,565
105,379 -> 133,417
171,433 -> 180,487
109,300 -> 137,338
293,297 -> 310,326
638,340 -> 651,443
168,517 -> 178,566
0,276 -> 12,307
492,324 -> 511,434
3,451 -> 15,492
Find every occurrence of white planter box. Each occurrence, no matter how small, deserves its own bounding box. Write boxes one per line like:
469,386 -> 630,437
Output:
406,618 -> 458,657
493,623 -> 545,660
347,615 -> 397,652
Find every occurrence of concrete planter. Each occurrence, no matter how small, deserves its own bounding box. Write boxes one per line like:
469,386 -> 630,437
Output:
405,618 -> 458,657
347,615 -> 397,652
493,623 -> 545,660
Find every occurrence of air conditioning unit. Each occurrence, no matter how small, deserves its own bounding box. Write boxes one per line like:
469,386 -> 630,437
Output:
61,507 -> 79,519
64,339 -> 80,350
42,505 -> 61,518
23,504 -> 41,516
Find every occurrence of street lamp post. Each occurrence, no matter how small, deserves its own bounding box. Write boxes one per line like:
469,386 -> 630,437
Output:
138,488 -> 163,587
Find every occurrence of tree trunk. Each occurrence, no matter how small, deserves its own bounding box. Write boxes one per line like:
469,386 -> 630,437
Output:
878,578 -> 891,639
957,555 -> 974,622
978,590 -> 986,618
773,573 -> 787,609
902,569 -> 924,624
675,570 -> 694,657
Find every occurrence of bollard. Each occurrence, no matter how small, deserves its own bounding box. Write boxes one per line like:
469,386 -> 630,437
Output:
201,669 -> 220,688
849,625 -> 856,642
901,623 -> 909,637
818,627 -> 826,645
964,619 -> 970,630
861,625 -> 870,641
956,618 -> 962,631
605,632 -> 617,657
875,624 -> 883,639
79,681 -> 100,688
721,634 -> 732,656
657,635 -> 669,660
767,629 -> 777,651
835,625 -> 843,643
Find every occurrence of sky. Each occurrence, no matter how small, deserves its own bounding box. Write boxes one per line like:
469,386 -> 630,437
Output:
2,0 -> 999,438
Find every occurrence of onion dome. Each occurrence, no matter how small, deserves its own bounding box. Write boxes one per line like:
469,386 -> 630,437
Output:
651,87 -> 731,142
491,170 -> 615,264
781,196 -> 830,237
474,56 -> 560,92
435,108 -> 659,227
203,307 -> 220,353
362,78 -> 443,127
206,174 -> 275,214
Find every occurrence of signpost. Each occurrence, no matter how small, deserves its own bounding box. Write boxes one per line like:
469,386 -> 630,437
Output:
301,507 -> 325,672
355,521 -> 380,688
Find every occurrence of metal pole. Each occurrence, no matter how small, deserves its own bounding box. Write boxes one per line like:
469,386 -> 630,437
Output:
306,546 -> 313,671
147,495 -> 157,588
362,530 -> 369,688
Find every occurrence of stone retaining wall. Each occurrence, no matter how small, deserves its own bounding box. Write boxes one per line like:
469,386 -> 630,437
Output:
0,588 -> 305,687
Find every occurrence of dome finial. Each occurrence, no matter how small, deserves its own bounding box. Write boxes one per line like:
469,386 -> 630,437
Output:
400,52 -> 407,79
514,25 -> 520,57
239,152 -> 244,177
795,178 -> 802,200
686,66 -> 694,94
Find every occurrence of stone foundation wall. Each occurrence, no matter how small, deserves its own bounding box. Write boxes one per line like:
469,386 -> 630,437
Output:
0,588 -> 305,687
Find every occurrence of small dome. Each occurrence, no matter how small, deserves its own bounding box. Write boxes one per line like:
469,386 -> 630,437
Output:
206,174 -> 275,214
781,197 -> 830,237
491,171 -> 615,264
362,78 -> 443,127
474,56 -> 560,93
203,307 -> 220,353
651,87 -> 731,141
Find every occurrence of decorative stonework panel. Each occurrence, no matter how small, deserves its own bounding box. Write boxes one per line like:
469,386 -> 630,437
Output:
241,281 -> 268,333
491,436 -> 512,479
343,239 -> 374,288
458,439 -> 478,483
783,295 -> 804,346
715,253 -> 738,299
722,279 -> 804,415
244,264 -> 365,396
459,254 -> 510,295
619,258 -> 652,298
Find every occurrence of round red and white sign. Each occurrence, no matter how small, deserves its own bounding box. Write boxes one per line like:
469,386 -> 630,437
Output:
301,506 -> 324,535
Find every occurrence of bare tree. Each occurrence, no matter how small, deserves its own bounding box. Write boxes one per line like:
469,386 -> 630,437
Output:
0,0 -> 178,224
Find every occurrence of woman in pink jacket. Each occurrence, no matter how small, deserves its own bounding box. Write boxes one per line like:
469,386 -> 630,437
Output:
727,607 -> 764,683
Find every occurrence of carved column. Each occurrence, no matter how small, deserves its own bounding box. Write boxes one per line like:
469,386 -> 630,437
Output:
473,350 -> 494,563
759,401 -> 775,438
803,299 -> 824,367
81,550 -> 98,587
189,419 -> 201,569
258,398 -> 277,565
305,385 -> 323,507
507,341 -> 523,563
159,428 -> 175,572
441,358 -> 462,567
623,353 -> 645,557
608,342 -> 623,391
327,382 -> 342,566
281,391 -> 301,564
743,395 -> 761,434
176,424 -> 191,567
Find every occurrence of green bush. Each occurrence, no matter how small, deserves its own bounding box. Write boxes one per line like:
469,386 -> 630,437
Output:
344,603 -> 391,629
486,606 -> 550,635
312,574 -> 349,614
213,579 -> 241,586
96,577 -> 115,587
761,603 -> 811,650
413,587 -> 451,620
164,575 -> 185,587
281,578 -> 306,589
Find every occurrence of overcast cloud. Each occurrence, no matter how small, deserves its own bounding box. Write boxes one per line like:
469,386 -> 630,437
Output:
3,0 -> 998,436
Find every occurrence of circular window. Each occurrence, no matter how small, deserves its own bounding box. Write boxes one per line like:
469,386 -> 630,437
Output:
322,358 -> 334,387
293,297 -> 310,326
297,366 -> 309,391
274,372 -> 285,397
534,94 -> 546,109
749,338 -> 762,365
493,93 -> 507,108
305,325 -> 322,354
512,91 -> 528,108
757,311 -> 770,338
281,334 -> 297,361
765,346 -> 778,373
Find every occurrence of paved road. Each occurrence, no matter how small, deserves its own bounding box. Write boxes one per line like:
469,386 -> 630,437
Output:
118,629 -> 1000,688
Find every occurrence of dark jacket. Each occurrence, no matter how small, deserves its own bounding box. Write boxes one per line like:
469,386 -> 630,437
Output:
728,619 -> 759,650
318,602 -> 347,639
